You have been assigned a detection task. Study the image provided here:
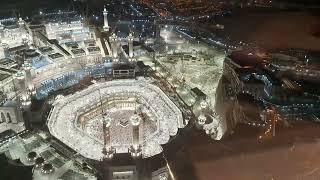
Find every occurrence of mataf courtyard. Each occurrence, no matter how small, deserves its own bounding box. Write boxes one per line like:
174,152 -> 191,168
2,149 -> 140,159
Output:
47,79 -> 185,160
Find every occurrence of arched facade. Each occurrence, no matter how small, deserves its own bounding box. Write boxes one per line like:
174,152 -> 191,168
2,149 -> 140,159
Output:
0,107 -> 22,124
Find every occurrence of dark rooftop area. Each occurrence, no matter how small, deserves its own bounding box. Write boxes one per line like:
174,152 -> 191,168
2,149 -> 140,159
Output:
229,50 -> 268,67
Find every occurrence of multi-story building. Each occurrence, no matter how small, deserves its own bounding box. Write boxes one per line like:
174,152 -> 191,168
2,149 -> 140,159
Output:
45,21 -> 91,43
224,50 -> 320,121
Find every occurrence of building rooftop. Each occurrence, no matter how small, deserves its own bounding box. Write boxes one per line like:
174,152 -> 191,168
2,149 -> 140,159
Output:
50,39 -> 70,56
48,53 -> 63,59
235,67 -> 281,86
191,87 -> 206,98
71,48 -> 85,55
38,46 -> 54,54
229,49 -> 268,67
87,47 -> 100,53
0,73 -> 10,81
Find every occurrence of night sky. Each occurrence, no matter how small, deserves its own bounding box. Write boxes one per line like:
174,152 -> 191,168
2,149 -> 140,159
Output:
0,0 -> 320,6
0,0 -> 319,17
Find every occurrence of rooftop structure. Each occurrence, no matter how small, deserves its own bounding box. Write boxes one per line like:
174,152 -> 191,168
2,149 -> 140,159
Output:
45,21 -> 91,43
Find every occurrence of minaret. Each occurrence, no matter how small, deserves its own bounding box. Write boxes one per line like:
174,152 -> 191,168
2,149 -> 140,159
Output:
18,17 -> 25,28
0,21 -> 4,38
103,6 -> 110,32
0,22 -> 4,59
23,63 -> 35,96
127,33 -> 134,61
102,116 -> 115,159
14,71 -> 31,109
109,33 -> 118,61
129,114 -> 142,158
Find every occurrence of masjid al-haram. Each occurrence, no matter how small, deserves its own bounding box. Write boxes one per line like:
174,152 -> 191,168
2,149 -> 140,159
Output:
0,4 -> 225,177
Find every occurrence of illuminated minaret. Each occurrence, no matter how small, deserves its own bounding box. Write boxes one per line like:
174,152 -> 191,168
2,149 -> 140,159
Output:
0,21 -> 4,38
23,63 -> 35,96
102,117 -> 115,159
109,33 -> 118,61
103,6 -> 110,32
14,71 -> 31,109
0,21 -> 4,58
127,33 -> 134,61
18,17 -> 25,28
129,114 -> 142,158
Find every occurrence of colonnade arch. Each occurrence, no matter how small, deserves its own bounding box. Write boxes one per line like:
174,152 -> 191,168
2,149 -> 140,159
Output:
0,107 -> 20,124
